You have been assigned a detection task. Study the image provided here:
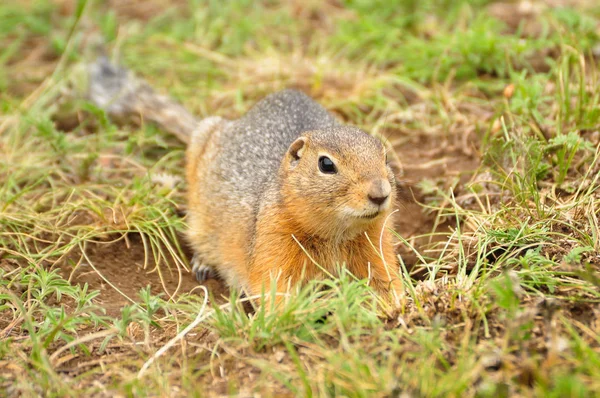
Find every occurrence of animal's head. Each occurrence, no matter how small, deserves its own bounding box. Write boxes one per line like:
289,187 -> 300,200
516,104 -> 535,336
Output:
280,126 -> 397,240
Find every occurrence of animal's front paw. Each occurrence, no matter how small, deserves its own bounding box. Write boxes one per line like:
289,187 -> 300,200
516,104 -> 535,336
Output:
191,254 -> 216,282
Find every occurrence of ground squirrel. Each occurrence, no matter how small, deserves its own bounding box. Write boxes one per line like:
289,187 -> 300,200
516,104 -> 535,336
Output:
88,58 -> 402,303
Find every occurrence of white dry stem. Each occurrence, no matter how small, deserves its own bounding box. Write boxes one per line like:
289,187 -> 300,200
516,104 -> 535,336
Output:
137,285 -> 209,379
49,328 -> 119,366
379,209 -> 402,305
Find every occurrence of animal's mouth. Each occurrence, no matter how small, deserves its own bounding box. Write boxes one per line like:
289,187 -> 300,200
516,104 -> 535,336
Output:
342,207 -> 383,221
358,211 -> 379,219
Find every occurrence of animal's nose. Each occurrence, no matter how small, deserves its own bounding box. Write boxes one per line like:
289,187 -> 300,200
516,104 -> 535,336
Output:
367,179 -> 391,206
368,193 -> 388,205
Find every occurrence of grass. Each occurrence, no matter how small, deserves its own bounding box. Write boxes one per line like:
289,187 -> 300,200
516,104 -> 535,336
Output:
1,0 -> 600,396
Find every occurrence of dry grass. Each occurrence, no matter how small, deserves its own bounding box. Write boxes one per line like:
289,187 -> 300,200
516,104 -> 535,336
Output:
1,0 -> 600,396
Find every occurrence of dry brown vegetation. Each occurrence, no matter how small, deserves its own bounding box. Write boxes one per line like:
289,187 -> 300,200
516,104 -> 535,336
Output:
1,0 -> 600,396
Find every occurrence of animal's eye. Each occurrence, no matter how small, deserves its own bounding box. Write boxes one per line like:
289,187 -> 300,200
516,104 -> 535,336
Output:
318,156 -> 337,174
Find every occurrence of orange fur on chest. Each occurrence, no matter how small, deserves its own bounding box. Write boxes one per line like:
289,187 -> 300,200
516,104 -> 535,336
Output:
247,208 -> 399,299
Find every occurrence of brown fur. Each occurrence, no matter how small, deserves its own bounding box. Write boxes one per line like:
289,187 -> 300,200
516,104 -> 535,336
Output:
186,119 -> 402,305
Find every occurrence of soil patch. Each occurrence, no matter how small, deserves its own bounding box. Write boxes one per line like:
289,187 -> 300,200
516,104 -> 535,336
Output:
57,235 -> 228,317
391,130 -> 481,271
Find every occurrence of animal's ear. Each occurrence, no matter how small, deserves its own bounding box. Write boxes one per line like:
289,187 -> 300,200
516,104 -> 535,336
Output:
287,137 -> 307,167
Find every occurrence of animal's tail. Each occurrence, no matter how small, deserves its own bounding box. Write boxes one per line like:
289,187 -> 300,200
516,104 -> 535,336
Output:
87,57 -> 197,144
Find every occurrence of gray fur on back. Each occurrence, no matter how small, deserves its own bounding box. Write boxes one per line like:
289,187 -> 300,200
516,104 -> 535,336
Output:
217,89 -> 338,206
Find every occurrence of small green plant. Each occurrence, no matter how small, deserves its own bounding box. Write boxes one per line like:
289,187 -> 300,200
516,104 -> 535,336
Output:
507,247 -> 559,294
546,131 -> 594,185
564,245 -> 594,265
